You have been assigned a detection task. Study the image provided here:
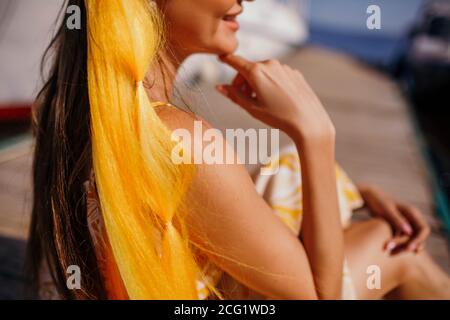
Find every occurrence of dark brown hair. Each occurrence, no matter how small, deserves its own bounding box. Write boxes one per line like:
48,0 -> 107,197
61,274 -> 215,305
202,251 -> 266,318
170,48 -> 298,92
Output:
25,0 -> 105,299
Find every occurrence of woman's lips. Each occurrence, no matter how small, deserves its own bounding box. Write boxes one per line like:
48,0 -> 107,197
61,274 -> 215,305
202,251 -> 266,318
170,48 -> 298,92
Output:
223,10 -> 242,32
223,16 -> 240,31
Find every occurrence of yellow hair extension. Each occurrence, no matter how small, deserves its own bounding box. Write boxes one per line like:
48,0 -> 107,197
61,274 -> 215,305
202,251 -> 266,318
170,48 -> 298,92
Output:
86,0 -> 202,299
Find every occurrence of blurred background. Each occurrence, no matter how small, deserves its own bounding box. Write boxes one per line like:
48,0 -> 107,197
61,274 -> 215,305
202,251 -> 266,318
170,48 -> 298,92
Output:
0,0 -> 449,299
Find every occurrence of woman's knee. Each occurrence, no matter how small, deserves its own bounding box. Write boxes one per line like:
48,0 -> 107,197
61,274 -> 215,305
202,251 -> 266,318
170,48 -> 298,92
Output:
365,219 -> 434,282
366,218 -> 392,239
346,218 -> 392,251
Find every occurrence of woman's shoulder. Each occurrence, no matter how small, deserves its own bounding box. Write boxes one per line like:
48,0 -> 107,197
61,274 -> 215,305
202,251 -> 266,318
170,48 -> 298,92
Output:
155,104 -> 213,133
155,103 -> 251,189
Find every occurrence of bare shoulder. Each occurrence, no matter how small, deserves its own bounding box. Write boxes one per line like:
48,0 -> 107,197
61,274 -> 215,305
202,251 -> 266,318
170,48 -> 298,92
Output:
155,104 -> 233,165
155,105 -> 213,133
155,104 -> 253,197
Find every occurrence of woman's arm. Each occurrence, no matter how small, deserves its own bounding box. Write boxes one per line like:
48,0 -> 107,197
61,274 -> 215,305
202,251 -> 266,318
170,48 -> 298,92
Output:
295,136 -> 343,299
216,55 -> 344,299
158,53 -> 343,298
159,108 -> 329,299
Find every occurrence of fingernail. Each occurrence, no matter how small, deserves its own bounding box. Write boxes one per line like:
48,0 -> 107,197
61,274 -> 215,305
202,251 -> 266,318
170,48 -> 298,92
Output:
402,224 -> 413,236
215,85 -> 228,95
386,241 -> 396,252
409,243 -> 417,252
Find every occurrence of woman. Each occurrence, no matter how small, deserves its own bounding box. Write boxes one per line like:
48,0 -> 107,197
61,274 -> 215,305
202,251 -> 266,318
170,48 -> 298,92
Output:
27,0 -> 450,300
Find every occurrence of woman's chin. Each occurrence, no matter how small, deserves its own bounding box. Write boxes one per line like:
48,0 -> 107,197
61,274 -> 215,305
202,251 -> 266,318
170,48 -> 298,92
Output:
214,38 -> 239,56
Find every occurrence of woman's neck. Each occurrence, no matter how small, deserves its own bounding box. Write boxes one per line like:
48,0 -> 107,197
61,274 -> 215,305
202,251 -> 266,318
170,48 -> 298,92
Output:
144,48 -> 188,104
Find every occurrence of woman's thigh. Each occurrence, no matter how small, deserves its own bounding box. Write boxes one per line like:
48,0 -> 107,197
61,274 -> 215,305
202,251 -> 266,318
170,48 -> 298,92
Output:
344,218 -> 413,299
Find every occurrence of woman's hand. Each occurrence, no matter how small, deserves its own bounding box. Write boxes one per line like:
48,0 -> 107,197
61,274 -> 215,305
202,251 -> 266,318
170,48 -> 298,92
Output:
359,185 -> 431,255
216,55 -> 335,146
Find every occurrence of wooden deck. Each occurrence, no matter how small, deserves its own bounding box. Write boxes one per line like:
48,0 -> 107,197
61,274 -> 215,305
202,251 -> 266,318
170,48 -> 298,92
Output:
0,139 -> 32,299
0,47 -> 448,299
285,47 -> 450,272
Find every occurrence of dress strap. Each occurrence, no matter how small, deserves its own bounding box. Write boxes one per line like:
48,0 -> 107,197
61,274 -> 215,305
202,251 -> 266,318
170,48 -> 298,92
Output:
151,101 -> 175,108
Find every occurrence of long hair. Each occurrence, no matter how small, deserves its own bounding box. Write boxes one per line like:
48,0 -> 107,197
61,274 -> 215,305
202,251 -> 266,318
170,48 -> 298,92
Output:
26,0 -> 207,299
